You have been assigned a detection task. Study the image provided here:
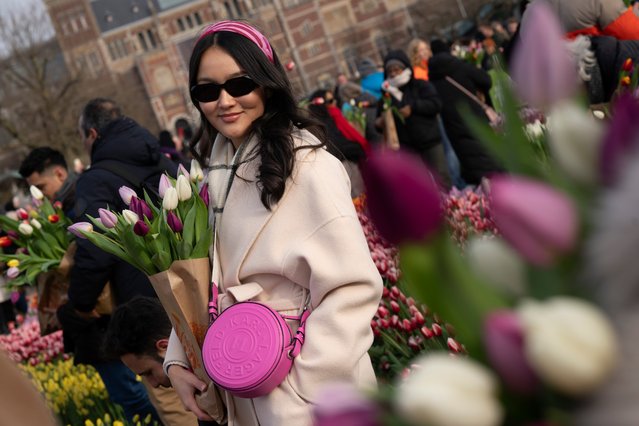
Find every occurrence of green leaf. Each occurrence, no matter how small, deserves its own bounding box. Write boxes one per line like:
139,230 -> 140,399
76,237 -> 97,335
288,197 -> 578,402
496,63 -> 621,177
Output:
182,207 -> 197,248
177,239 -> 193,259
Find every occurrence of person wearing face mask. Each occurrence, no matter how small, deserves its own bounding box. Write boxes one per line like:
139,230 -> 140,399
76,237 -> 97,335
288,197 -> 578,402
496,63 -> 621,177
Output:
374,49 -> 451,188
164,20 -> 383,426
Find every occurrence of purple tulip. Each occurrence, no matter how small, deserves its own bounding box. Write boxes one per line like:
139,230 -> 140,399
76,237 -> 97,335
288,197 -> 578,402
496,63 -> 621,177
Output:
177,163 -> 190,180
6,267 -> 20,279
133,220 -> 150,236
490,176 -> 578,266
98,208 -> 118,229
600,93 -> 639,185
7,230 -> 18,239
118,186 -> 137,206
511,0 -> 578,109
159,174 -> 172,198
361,149 -> 444,244
167,211 -> 183,233
312,382 -> 380,426
199,183 -> 210,208
68,222 -> 93,239
130,196 -> 153,221
483,311 -> 539,394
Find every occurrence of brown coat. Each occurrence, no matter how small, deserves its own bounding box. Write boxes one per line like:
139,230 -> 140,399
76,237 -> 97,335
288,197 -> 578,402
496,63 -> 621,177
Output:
167,130 -> 383,425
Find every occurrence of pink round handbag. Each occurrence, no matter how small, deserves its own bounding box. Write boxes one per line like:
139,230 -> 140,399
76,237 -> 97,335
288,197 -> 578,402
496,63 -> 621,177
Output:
202,282 -> 309,399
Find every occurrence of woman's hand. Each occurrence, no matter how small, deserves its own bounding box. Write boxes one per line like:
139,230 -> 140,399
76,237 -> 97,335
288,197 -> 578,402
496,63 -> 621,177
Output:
167,365 -> 214,421
399,105 -> 412,118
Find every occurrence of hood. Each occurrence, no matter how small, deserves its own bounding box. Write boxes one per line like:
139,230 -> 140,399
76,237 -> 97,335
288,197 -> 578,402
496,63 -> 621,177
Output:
427,52 -> 459,80
91,117 -> 161,167
383,50 -> 412,79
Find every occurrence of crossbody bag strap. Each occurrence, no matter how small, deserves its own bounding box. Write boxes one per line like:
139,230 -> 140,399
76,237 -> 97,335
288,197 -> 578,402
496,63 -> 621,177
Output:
445,75 -> 490,110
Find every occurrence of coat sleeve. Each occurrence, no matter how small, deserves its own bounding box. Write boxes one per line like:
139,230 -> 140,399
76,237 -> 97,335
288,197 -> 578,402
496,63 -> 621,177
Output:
465,62 -> 493,92
410,80 -> 443,117
278,155 -> 383,400
67,171 -> 119,312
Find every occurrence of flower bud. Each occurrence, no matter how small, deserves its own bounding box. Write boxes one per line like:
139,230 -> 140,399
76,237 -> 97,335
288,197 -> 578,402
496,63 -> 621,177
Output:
17,208 -> 28,220
159,174 -> 172,198
122,209 -> 139,225
0,236 -> 12,248
30,219 -> 42,230
177,163 -> 190,180
133,220 -> 150,236
517,297 -> 618,397
490,176 -> 578,266
176,175 -> 192,201
99,208 -> 118,229
130,197 -> 153,221
466,236 -> 526,297
167,211 -> 183,233
313,382 -> 380,426
483,311 -> 539,394
68,222 -> 93,239
395,354 -> 503,426
600,93 -> 639,185
199,183 -> 210,207
118,186 -> 137,206
18,222 -> 33,236
29,185 -> 44,200
362,149 -> 444,244
47,214 -> 59,223
162,187 -> 178,210
6,267 -> 19,279
7,259 -> 19,268
190,159 -> 204,182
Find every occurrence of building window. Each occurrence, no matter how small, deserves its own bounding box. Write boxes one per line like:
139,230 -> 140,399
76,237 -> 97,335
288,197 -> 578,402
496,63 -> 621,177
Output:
194,11 -> 202,25
61,21 -> 70,35
147,29 -> 157,49
185,14 -> 193,28
309,42 -> 321,56
89,52 -> 102,68
322,5 -> 352,34
224,1 -> 233,18
301,20 -> 312,37
233,0 -> 243,16
79,14 -> 88,30
70,17 -> 79,33
374,35 -> 390,58
138,32 -> 148,51
177,17 -> 185,31
105,11 -> 114,23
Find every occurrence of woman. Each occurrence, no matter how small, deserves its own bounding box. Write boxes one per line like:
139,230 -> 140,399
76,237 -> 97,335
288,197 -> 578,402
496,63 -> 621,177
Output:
164,20 -> 382,426
407,38 -> 432,81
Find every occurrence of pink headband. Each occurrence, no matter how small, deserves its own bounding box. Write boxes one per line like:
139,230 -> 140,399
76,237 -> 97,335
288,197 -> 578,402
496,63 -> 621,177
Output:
197,20 -> 274,63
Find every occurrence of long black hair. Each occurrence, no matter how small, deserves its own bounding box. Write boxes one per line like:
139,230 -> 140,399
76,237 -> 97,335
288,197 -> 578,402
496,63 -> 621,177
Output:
189,27 -> 325,209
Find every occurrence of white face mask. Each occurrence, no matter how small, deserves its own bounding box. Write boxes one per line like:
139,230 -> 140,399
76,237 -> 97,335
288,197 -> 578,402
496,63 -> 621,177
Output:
388,68 -> 412,88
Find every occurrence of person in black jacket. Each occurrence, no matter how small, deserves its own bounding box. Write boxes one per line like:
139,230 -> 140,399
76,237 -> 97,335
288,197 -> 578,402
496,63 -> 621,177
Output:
374,49 -> 451,188
58,98 -> 178,424
428,39 -> 504,185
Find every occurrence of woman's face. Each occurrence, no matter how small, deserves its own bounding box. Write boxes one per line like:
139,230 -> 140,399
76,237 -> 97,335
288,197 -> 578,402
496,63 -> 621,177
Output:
197,46 -> 266,148
417,42 -> 432,61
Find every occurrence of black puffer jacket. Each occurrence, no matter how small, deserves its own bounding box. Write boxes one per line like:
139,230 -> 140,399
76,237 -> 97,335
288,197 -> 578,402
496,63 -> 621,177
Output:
69,117 -> 177,313
377,50 -> 443,153
429,51 -> 504,184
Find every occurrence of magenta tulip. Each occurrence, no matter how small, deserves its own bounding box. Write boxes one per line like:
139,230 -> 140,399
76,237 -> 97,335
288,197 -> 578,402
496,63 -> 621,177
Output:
511,0 -> 578,109
483,311 -> 539,394
490,176 -> 578,266
130,196 -> 153,221
361,149 -> 444,244
167,211 -> 183,233
600,93 -> 639,185
98,208 -> 118,229
68,222 -> 93,239
199,183 -> 210,208
312,382 -> 380,426
133,220 -> 150,236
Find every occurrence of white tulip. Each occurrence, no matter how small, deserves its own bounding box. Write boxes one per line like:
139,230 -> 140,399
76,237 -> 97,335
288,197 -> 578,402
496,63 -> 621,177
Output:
30,219 -> 42,230
29,185 -> 44,200
122,209 -> 139,225
176,175 -> 192,201
189,159 -> 204,182
395,354 -> 503,426
518,297 -> 618,396
18,222 -> 33,236
547,100 -> 603,185
466,236 -> 526,297
162,187 -> 179,210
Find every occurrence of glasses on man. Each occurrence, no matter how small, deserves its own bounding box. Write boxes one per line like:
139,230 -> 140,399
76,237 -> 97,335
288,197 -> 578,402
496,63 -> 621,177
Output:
191,75 -> 258,103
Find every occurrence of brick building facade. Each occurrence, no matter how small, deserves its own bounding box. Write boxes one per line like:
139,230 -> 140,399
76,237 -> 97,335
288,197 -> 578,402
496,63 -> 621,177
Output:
43,0 -> 494,136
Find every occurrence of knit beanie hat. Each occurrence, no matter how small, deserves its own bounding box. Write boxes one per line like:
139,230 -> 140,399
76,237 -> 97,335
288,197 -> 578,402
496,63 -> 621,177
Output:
430,39 -> 450,55
357,58 -> 378,78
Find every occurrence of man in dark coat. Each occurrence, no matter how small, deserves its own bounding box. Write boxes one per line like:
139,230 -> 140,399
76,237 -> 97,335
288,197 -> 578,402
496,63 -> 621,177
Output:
428,39 -> 504,185
58,98 -> 178,423
375,49 -> 451,188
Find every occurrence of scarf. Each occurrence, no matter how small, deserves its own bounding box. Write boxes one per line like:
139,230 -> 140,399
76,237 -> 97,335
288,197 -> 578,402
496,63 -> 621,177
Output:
327,105 -> 370,154
383,68 -> 412,102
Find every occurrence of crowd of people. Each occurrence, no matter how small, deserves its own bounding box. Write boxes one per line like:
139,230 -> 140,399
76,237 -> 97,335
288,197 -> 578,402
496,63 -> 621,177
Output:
0,0 -> 639,425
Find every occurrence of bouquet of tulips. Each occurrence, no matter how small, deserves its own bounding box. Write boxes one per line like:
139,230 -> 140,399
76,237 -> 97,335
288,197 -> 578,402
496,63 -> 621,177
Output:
69,162 -> 225,422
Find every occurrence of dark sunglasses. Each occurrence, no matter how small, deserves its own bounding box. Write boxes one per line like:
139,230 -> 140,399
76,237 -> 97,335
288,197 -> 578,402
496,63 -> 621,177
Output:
191,75 -> 258,103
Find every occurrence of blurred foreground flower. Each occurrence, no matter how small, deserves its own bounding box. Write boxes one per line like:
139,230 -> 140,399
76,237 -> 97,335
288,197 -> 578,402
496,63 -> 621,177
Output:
600,93 -> 639,185
394,354 -> 503,426
313,382 -> 379,426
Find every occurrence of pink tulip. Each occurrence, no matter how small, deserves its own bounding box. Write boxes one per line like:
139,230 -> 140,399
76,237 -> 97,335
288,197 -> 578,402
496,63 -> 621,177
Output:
313,382 -> 380,426
511,0 -> 578,109
68,222 -> 93,239
177,163 -> 190,180
600,93 -> 639,185
483,311 -> 539,394
159,174 -> 172,198
490,176 -> 578,266
361,149 -> 444,244
133,220 -> 150,236
167,211 -> 183,233
98,208 -> 118,228
118,186 -> 137,205
199,183 -> 210,207
6,267 -> 19,279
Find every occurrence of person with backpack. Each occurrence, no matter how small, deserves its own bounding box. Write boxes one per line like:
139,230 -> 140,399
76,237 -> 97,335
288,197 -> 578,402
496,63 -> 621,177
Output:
57,98 -> 178,424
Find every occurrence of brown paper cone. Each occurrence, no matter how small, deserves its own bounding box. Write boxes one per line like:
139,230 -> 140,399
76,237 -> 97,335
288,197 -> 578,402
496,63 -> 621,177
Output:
148,258 -> 226,423
383,109 -> 400,151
